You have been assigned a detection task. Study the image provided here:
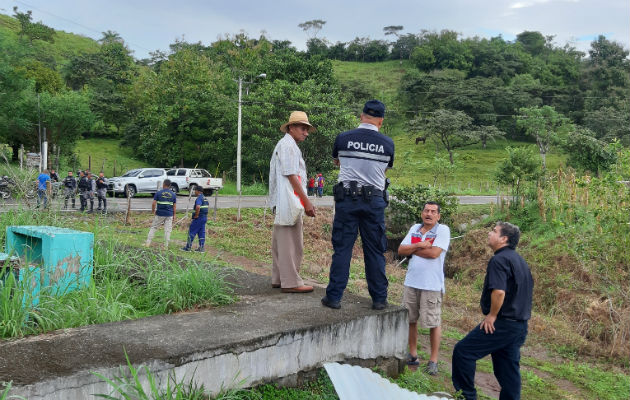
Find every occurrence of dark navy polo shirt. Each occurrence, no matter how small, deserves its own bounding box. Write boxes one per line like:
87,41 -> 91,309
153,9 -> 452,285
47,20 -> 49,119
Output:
480,246 -> 534,321
154,189 -> 176,217
332,124 -> 395,190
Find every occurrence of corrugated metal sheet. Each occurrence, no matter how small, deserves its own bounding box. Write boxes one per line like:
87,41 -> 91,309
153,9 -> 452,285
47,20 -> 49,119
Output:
324,362 -> 452,400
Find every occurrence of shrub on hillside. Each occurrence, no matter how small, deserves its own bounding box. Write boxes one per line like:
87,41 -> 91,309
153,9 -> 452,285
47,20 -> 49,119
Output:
386,184 -> 458,237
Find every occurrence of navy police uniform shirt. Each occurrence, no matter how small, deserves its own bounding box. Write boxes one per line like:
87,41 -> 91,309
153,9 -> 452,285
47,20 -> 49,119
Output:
194,194 -> 209,218
480,246 -> 534,321
333,123 -> 394,190
154,189 -> 177,217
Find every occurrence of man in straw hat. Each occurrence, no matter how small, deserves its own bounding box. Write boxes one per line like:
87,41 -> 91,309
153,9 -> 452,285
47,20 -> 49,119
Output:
268,111 -> 316,293
321,100 -> 395,310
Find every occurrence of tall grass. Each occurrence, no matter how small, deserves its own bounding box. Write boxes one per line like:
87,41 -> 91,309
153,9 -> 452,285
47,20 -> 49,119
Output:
0,208 -> 237,339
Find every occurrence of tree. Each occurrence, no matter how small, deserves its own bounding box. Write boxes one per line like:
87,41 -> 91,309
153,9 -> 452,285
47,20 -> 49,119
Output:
495,146 -> 540,202
40,91 -> 94,153
476,125 -> 506,149
298,20 -> 326,39
411,109 -> 478,164
99,30 -> 123,44
12,7 -> 55,44
384,25 -> 403,63
391,33 -> 420,61
517,106 -> 569,169
563,127 -> 618,175
516,31 -> 546,56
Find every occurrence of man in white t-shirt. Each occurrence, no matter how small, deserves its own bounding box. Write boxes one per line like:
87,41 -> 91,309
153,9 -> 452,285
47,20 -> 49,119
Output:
398,202 -> 451,376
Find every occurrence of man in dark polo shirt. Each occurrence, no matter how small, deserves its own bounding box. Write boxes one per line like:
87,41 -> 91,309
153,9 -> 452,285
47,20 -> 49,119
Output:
321,100 -> 395,310
452,221 -> 533,400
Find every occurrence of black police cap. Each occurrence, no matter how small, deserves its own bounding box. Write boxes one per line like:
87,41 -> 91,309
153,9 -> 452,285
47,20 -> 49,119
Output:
363,100 -> 385,118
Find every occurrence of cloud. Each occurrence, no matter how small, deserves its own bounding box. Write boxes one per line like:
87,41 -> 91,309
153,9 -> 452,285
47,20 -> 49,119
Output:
510,0 -> 578,9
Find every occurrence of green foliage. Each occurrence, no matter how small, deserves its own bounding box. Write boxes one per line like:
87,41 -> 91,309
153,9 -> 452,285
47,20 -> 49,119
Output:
411,109 -> 478,164
387,184 -> 458,236
495,146 -> 541,199
12,7 -> 55,44
516,105 -> 569,168
0,209 -> 237,339
563,128 -> 618,174
93,351 -> 208,400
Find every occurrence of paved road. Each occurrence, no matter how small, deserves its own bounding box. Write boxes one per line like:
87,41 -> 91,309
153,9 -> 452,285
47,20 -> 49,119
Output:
1,194 -> 503,212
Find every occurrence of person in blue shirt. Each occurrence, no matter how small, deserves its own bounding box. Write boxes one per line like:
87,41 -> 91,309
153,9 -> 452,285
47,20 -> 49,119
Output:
36,170 -> 51,209
144,179 -> 177,249
182,186 -> 209,252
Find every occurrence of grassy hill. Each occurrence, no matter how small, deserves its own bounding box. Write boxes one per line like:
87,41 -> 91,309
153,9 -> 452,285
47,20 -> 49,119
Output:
0,13 -> 99,67
332,59 -> 414,112
73,138 -> 149,176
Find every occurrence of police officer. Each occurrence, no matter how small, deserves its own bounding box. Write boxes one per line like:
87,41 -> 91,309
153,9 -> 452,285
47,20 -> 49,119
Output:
62,170 -> 77,209
78,171 -> 90,212
86,171 -> 96,213
96,172 -> 108,213
321,100 -> 395,310
182,186 -> 209,252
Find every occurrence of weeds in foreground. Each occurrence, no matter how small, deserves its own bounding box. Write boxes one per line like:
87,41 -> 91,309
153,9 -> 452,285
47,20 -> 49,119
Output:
93,351 -> 254,400
0,209 -> 237,339
0,381 -> 26,400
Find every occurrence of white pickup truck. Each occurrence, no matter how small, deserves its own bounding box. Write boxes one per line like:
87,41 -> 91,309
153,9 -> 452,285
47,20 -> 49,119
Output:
165,168 -> 223,196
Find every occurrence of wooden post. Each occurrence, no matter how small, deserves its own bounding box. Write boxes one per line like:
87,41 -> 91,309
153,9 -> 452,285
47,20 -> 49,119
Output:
101,159 -> 106,174
88,155 -> 91,171
19,144 -> 24,170
213,191 -> 218,221
125,192 -> 131,225
56,145 -> 60,171
113,160 -> 116,177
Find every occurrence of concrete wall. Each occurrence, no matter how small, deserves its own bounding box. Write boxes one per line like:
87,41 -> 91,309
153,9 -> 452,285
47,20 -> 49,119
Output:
11,310 -> 407,399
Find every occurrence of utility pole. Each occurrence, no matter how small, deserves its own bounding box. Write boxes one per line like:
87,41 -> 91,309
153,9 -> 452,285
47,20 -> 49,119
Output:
37,93 -> 42,171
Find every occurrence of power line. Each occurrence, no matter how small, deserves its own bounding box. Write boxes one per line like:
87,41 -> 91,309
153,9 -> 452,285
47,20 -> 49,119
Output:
12,0 -> 153,55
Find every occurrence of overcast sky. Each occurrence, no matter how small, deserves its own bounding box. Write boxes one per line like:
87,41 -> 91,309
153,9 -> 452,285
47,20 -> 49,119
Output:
2,0 -> 628,59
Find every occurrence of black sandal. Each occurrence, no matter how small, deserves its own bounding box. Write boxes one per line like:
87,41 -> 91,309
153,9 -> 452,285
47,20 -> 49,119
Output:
406,354 -> 420,366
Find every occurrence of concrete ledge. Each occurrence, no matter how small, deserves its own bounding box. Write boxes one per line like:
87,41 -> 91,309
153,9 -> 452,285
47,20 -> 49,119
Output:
1,269 -> 407,399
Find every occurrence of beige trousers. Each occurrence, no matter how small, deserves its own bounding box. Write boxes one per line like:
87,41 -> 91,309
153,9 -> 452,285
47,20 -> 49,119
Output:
146,215 -> 173,247
271,218 -> 304,288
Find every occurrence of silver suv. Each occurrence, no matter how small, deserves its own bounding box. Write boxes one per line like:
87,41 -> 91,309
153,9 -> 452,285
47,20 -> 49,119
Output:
108,168 -> 167,197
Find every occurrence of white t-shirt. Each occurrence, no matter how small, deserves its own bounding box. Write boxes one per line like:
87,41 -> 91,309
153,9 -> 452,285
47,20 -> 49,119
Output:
268,133 -> 307,209
402,223 -> 451,293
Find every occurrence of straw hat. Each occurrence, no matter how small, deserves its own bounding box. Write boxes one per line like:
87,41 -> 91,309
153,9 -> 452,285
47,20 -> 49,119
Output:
280,111 -> 316,133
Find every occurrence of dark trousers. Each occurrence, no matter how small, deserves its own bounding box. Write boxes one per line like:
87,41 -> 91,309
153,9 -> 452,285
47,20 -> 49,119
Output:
79,190 -> 87,210
37,189 -> 48,208
186,217 -> 207,248
325,195 -> 388,303
452,319 -> 528,400
317,187 -> 323,197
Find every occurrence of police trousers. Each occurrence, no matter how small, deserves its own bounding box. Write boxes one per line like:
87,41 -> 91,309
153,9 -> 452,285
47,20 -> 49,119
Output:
325,195 -> 388,303
186,217 -> 207,248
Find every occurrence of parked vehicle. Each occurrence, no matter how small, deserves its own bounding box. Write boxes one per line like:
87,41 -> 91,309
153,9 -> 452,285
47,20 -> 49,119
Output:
165,168 -> 223,196
0,176 -> 37,200
107,168 -> 167,197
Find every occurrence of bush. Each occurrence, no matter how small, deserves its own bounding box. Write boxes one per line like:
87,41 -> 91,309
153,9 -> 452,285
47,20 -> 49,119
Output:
386,184 -> 458,236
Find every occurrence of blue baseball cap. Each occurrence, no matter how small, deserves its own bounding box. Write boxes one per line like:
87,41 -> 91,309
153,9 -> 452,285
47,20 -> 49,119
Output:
363,100 -> 385,118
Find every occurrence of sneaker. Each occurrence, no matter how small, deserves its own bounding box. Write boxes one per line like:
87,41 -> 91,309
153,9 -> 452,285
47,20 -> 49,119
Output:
425,361 -> 438,376
181,247 -> 191,251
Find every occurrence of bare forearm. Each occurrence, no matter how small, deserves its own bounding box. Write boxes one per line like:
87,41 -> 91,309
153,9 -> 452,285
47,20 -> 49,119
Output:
288,175 -> 308,204
489,290 -> 505,317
